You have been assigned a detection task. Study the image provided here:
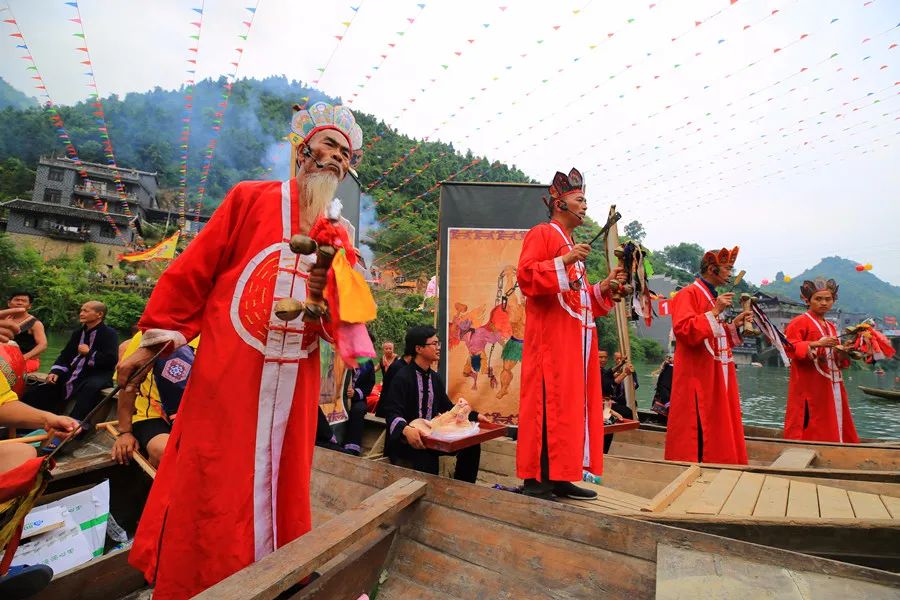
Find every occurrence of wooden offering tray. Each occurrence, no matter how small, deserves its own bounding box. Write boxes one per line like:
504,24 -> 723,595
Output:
605,419 -> 639,434
424,421 -> 508,453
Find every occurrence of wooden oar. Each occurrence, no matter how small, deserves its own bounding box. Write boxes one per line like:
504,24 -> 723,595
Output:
0,433 -> 49,446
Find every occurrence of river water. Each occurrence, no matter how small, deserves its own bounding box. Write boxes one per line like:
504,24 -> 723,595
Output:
42,332 -> 900,440
631,361 -> 900,440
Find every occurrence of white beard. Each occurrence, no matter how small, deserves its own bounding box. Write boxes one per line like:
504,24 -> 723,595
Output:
302,171 -> 340,220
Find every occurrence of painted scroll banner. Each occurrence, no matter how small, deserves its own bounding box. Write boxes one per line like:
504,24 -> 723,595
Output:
445,228 -> 527,425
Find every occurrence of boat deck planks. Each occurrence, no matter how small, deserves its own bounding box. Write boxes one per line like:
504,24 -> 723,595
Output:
881,494 -> 900,519
751,475 -> 790,518
719,471 -> 765,517
847,490 -> 891,520
786,480 -> 820,519
817,485 -> 855,519
686,469 -> 742,515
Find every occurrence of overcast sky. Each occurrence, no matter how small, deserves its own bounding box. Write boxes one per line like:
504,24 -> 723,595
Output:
2,0 -> 897,284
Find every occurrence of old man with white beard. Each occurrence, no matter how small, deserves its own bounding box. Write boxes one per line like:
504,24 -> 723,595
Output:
116,102 -> 364,598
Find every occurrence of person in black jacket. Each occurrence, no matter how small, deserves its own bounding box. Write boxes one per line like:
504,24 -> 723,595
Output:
342,348 -> 376,455
24,301 -> 118,421
380,325 -> 485,482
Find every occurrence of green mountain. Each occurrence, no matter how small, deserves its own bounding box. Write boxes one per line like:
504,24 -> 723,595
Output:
0,76 -> 533,276
764,256 -> 900,318
0,77 -> 36,110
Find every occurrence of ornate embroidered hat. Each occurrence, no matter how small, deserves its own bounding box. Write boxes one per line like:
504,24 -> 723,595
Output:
289,101 -> 364,166
543,167 -> 585,211
701,246 -> 740,271
800,277 -> 839,300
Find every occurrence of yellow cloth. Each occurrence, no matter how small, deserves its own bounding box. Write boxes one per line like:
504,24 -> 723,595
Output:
332,249 -> 377,323
116,332 -> 200,423
0,376 -> 17,407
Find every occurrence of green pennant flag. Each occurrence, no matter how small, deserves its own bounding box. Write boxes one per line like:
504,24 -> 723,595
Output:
190,35 -> 199,40
73,33 -> 85,38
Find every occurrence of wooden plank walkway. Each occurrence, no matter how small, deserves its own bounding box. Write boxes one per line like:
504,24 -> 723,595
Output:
563,468 -> 900,523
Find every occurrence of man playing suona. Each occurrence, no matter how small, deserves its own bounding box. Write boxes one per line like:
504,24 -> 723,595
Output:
784,278 -> 859,443
116,102 -> 364,598
665,247 -> 753,465
516,168 -> 624,500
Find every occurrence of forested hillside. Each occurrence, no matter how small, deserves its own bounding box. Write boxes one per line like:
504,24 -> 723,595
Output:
0,75 -> 532,276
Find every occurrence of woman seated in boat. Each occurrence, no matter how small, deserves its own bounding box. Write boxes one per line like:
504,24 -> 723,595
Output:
379,325 -> 489,482
784,278 -> 859,444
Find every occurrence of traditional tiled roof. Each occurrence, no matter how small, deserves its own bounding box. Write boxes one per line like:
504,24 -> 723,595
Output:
40,156 -> 158,182
1,198 -> 134,225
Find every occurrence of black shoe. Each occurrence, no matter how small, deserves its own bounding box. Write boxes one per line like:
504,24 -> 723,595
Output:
521,478 -> 555,500
0,564 -> 54,600
552,481 -> 598,500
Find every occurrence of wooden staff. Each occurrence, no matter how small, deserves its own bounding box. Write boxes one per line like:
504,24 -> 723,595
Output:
603,205 -> 636,417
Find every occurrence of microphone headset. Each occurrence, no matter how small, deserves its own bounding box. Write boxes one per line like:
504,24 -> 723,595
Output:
556,199 -> 584,222
302,145 -> 327,170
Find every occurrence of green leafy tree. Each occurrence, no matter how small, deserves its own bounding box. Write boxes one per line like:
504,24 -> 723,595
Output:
623,220 -> 646,243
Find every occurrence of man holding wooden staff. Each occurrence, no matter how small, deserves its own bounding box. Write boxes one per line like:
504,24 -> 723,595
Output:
516,168 -> 624,500
116,102 -> 370,598
665,247 -> 753,465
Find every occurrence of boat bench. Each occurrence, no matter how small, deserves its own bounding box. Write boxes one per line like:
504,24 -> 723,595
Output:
195,477 -> 427,600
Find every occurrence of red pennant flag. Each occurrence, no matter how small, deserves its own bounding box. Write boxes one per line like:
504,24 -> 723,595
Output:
2,19 -> 16,24
335,35 -> 343,40
9,33 -> 23,38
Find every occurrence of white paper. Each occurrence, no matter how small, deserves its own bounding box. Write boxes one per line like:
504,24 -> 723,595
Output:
12,480 -> 110,571
427,423 -> 479,442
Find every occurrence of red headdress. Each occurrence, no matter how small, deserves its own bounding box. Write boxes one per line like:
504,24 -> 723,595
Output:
701,246 -> 740,272
543,167 -> 585,212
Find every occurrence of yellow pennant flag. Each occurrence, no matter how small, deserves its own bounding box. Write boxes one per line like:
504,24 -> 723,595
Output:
118,231 -> 180,262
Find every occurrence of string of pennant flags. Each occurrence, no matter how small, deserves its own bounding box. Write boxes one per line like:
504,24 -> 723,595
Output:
1,3 -> 130,245
388,4 -> 511,124
65,0 -> 145,247
371,159 -> 481,266
176,2 -> 206,232
347,2 -> 427,107
503,0 -> 774,161
594,29 -> 898,199
418,2 -> 608,141
313,1 -> 366,88
190,2 -> 261,234
556,12 -> 893,178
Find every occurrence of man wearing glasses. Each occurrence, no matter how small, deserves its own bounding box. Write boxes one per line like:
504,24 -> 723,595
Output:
379,325 -> 488,481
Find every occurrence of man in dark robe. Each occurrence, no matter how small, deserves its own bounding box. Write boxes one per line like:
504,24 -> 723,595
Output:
24,301 -> 118,421
379,325 -> 485,482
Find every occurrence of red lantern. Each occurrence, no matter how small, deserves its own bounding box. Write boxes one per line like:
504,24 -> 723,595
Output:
855,265 -> 865,272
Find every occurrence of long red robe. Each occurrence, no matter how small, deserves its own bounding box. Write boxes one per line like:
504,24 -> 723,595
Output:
130,179 -> 332,598
784,312 -> 859,443
516,220 -> 613,482
665,279 -> 748,465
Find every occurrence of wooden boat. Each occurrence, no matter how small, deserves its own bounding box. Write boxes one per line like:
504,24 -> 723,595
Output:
21,430 -> 900,599
474,437 -> 900,572
196,450 -> 900,599
638,408 -> 900,447
607,426 -> 900,481
859,386 -> 900,401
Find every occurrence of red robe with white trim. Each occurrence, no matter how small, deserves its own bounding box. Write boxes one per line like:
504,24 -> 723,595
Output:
130,179 -> 332,598
665,279 -> 748,465
516,220 -> 613,482
784,312 -> 859,443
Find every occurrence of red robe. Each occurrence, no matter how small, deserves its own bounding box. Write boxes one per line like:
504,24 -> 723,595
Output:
784,312 -> 859,443
516,220 -> 613,482
130,179 -> 333,598
665,279 -> 748,465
